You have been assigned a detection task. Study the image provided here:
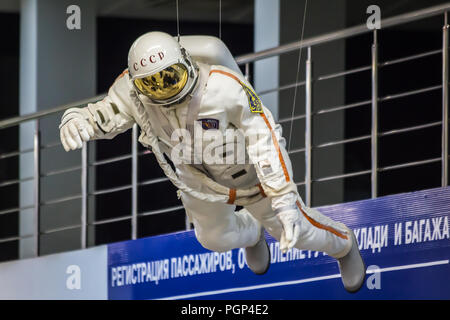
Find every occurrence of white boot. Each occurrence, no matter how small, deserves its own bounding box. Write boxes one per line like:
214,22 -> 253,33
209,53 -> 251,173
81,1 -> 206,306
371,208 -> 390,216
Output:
245,229 -> 270,275
337,229 -> 366,293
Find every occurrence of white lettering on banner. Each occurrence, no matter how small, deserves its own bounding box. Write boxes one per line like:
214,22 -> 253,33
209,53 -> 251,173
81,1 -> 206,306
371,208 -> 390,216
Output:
238,249 -> 246,269
395,223 -> 402,245
432,217 -> 442,240
111,259 -> 169,287
424,219 -> 432,242
444,216 -> 450,239
359,228 -> 366,250
366,227 -> 373,251
268,242 -> 321,264
405,221 -> 413,244
412,220 -> 420,243
381,225 -> 389,248
171,252 -> 216,278
395,216 -> 449,246
354,225 -> 389,253
169,251 -> 235,280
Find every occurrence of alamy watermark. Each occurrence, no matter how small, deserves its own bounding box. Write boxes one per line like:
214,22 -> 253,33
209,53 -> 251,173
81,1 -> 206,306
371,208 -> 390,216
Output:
367,5 -> 381,30
66,264 -> 81,290
169,122 -> 278,167
66,5 -> 81,30
366,264 -> 381,290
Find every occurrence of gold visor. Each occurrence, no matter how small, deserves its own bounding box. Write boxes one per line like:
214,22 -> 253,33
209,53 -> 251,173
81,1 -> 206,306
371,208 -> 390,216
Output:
133,63 -> 188,100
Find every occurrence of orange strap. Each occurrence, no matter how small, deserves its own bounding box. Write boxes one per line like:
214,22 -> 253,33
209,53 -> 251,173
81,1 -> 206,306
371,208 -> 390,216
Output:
109,69 -> 129,90
209,69 -> 241,83
257,184 -> 267,198
296,201 -> 348,240
115,69 -> 129,81
227,189 -> 236,204
209,69 -> 291,183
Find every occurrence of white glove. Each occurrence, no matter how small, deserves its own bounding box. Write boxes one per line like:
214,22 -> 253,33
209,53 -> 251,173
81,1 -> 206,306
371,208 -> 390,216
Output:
272,192 -> 302,253
277,208 -> 302,253
59,109 -> 95,151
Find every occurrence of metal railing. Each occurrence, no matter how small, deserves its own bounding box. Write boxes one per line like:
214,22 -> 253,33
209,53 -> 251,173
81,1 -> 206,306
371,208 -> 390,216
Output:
0,3 -> 449,257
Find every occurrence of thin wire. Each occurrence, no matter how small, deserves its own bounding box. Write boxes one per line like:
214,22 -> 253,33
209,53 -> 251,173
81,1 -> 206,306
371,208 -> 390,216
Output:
219,0 -> 222,39
287,0 -> 309,152
176,0 -> 180,42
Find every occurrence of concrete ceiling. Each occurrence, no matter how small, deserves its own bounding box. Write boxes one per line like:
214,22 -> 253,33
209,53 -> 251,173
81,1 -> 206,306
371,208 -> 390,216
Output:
0,0 -> 254,24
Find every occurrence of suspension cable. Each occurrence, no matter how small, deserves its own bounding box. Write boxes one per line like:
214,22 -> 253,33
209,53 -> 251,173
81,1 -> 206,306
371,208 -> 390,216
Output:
219,0 -> 222,39
176,0 -> 180,42
287,0 -> 309,152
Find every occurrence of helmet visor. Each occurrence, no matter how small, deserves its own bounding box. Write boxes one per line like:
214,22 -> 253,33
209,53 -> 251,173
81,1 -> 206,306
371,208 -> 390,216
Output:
133,63 -> 188,100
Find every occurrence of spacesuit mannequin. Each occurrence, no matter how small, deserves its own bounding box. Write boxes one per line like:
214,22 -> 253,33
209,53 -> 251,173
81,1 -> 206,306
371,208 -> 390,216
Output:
59,31 -> 366,293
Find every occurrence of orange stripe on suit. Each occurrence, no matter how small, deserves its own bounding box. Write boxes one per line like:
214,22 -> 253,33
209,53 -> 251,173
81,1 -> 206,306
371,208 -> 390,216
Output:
209,69 -> 291,183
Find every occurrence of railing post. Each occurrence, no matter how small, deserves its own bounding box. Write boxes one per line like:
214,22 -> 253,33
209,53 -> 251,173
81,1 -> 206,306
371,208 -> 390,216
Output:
81,141 -> 88,249
33,120 -> 40,256
371,29 -> 379,198
185,217 -> 192,231
305,47 -> 313,206
442,12 -> 449,187
245,63 -> 250,82
132,123 -> 138,239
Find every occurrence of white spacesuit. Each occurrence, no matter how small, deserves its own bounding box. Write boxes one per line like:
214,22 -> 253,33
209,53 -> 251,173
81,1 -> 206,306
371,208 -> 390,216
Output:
59,31 -> 366,292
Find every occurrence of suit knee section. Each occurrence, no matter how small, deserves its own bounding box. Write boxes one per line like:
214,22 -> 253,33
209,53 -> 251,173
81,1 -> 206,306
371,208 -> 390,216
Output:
195,231 -> 237,252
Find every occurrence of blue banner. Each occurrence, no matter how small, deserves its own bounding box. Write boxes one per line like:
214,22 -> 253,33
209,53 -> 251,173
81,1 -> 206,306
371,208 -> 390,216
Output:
108,187 -> 450,300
